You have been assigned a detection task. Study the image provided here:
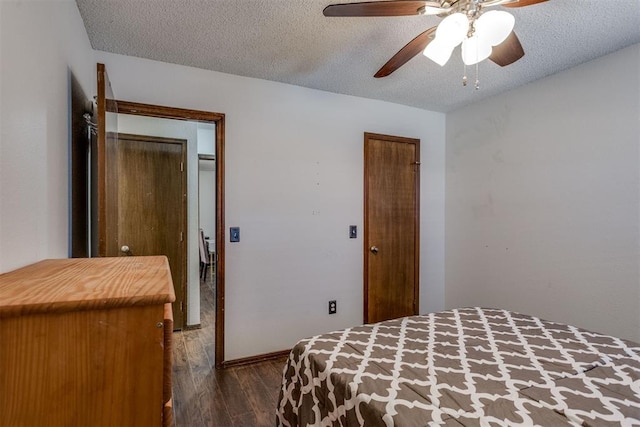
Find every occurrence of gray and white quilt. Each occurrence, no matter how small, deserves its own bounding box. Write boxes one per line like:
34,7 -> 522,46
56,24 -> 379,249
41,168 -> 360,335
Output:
276,307 -> 640,426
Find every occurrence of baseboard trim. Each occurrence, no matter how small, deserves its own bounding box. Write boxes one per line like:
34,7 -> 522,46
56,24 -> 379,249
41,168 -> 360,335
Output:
221,349 -> 290,369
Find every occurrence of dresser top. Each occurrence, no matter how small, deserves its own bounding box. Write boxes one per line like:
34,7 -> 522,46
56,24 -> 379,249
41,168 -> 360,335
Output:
0,256 -> 175,317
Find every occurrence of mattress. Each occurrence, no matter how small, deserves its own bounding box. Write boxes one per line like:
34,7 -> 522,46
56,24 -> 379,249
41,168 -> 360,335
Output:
276,307 -> 640,426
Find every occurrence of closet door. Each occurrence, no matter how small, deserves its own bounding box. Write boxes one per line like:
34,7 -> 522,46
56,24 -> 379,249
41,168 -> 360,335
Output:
364,133 -> 420,324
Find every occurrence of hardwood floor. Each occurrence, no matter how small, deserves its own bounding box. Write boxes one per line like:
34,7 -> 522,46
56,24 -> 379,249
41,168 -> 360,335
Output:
172,277 -> 287,426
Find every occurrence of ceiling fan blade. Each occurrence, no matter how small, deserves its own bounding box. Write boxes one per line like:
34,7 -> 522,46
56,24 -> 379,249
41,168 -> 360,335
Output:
501,0 -> 548,8
323,1 -> 440,17
375,26 -> 437,78
489,31 -> 524,66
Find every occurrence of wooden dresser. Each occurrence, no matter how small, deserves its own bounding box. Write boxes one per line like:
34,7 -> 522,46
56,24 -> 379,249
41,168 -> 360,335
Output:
0,256 -> 175,426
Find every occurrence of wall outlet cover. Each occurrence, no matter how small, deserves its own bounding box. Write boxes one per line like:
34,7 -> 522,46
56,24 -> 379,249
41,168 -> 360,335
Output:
329,300 -> 337,314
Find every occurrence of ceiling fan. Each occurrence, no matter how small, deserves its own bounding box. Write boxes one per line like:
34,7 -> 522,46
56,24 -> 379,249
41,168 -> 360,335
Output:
323,0 -> 549,79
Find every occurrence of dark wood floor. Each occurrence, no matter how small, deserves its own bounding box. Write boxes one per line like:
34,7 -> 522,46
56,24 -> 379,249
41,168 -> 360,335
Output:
172,277 -> 287,426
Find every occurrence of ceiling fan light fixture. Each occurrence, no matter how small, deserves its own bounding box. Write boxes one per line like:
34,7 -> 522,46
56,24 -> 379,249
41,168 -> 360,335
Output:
423,39 -> 455,66
435,12 -> 469,47
461,34 -> 492,65
475,10 -> 515,46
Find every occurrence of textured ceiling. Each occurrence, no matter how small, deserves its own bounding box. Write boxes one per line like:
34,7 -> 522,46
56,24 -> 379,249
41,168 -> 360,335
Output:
76,0 -> 640,112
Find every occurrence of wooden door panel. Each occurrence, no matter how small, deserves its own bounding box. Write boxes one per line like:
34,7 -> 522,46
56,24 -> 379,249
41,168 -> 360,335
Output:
364,133 -> 420,324
117,134 -> 187,328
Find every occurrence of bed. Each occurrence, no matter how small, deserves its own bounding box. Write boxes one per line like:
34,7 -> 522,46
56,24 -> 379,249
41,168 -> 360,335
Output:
276,307 -> 640,426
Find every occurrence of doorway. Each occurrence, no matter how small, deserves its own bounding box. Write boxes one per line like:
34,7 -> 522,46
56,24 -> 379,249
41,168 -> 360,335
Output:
363,132 -> 420,324
115,102 -> 225,368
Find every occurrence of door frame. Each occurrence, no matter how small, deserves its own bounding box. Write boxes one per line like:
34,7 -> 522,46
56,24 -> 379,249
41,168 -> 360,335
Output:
105,100 -> 227,369
363,132 -> 420,324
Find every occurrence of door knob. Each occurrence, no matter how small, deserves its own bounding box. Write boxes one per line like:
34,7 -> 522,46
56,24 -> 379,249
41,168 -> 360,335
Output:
120,245 -> 131,254
370,246 -> 378,254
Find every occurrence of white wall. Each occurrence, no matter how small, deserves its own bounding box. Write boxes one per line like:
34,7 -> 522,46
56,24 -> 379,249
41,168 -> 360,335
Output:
446,44 -> 640,342
96,51 -> 446,360
117,115 -> 202,326
0,0 -> 95,273
197,125 -> 215,155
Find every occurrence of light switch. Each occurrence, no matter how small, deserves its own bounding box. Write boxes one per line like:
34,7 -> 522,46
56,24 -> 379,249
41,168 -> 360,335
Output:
349,225 -> 357,239
230,227 -> 240,242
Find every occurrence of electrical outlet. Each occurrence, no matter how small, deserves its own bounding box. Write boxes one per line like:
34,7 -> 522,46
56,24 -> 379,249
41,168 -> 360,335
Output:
349,225 -> 357,239
328,300 -> 337,315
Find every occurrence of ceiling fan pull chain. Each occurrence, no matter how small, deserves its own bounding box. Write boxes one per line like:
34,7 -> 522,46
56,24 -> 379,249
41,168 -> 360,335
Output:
462,63 -> 468,86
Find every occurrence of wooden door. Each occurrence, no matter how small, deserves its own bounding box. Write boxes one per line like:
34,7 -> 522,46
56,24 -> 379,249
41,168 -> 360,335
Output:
116,133 -> 187,328
364,133 -> 420,324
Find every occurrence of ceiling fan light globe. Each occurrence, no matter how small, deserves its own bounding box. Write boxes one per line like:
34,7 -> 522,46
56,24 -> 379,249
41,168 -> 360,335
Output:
435,13 -> 469,47
423,40 -> 455,66
475,10 -> 515,46
461,35 -> 492,65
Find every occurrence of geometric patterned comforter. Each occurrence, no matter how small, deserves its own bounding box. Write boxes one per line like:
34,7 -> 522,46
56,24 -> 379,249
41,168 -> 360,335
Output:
276,308 -> 640,426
